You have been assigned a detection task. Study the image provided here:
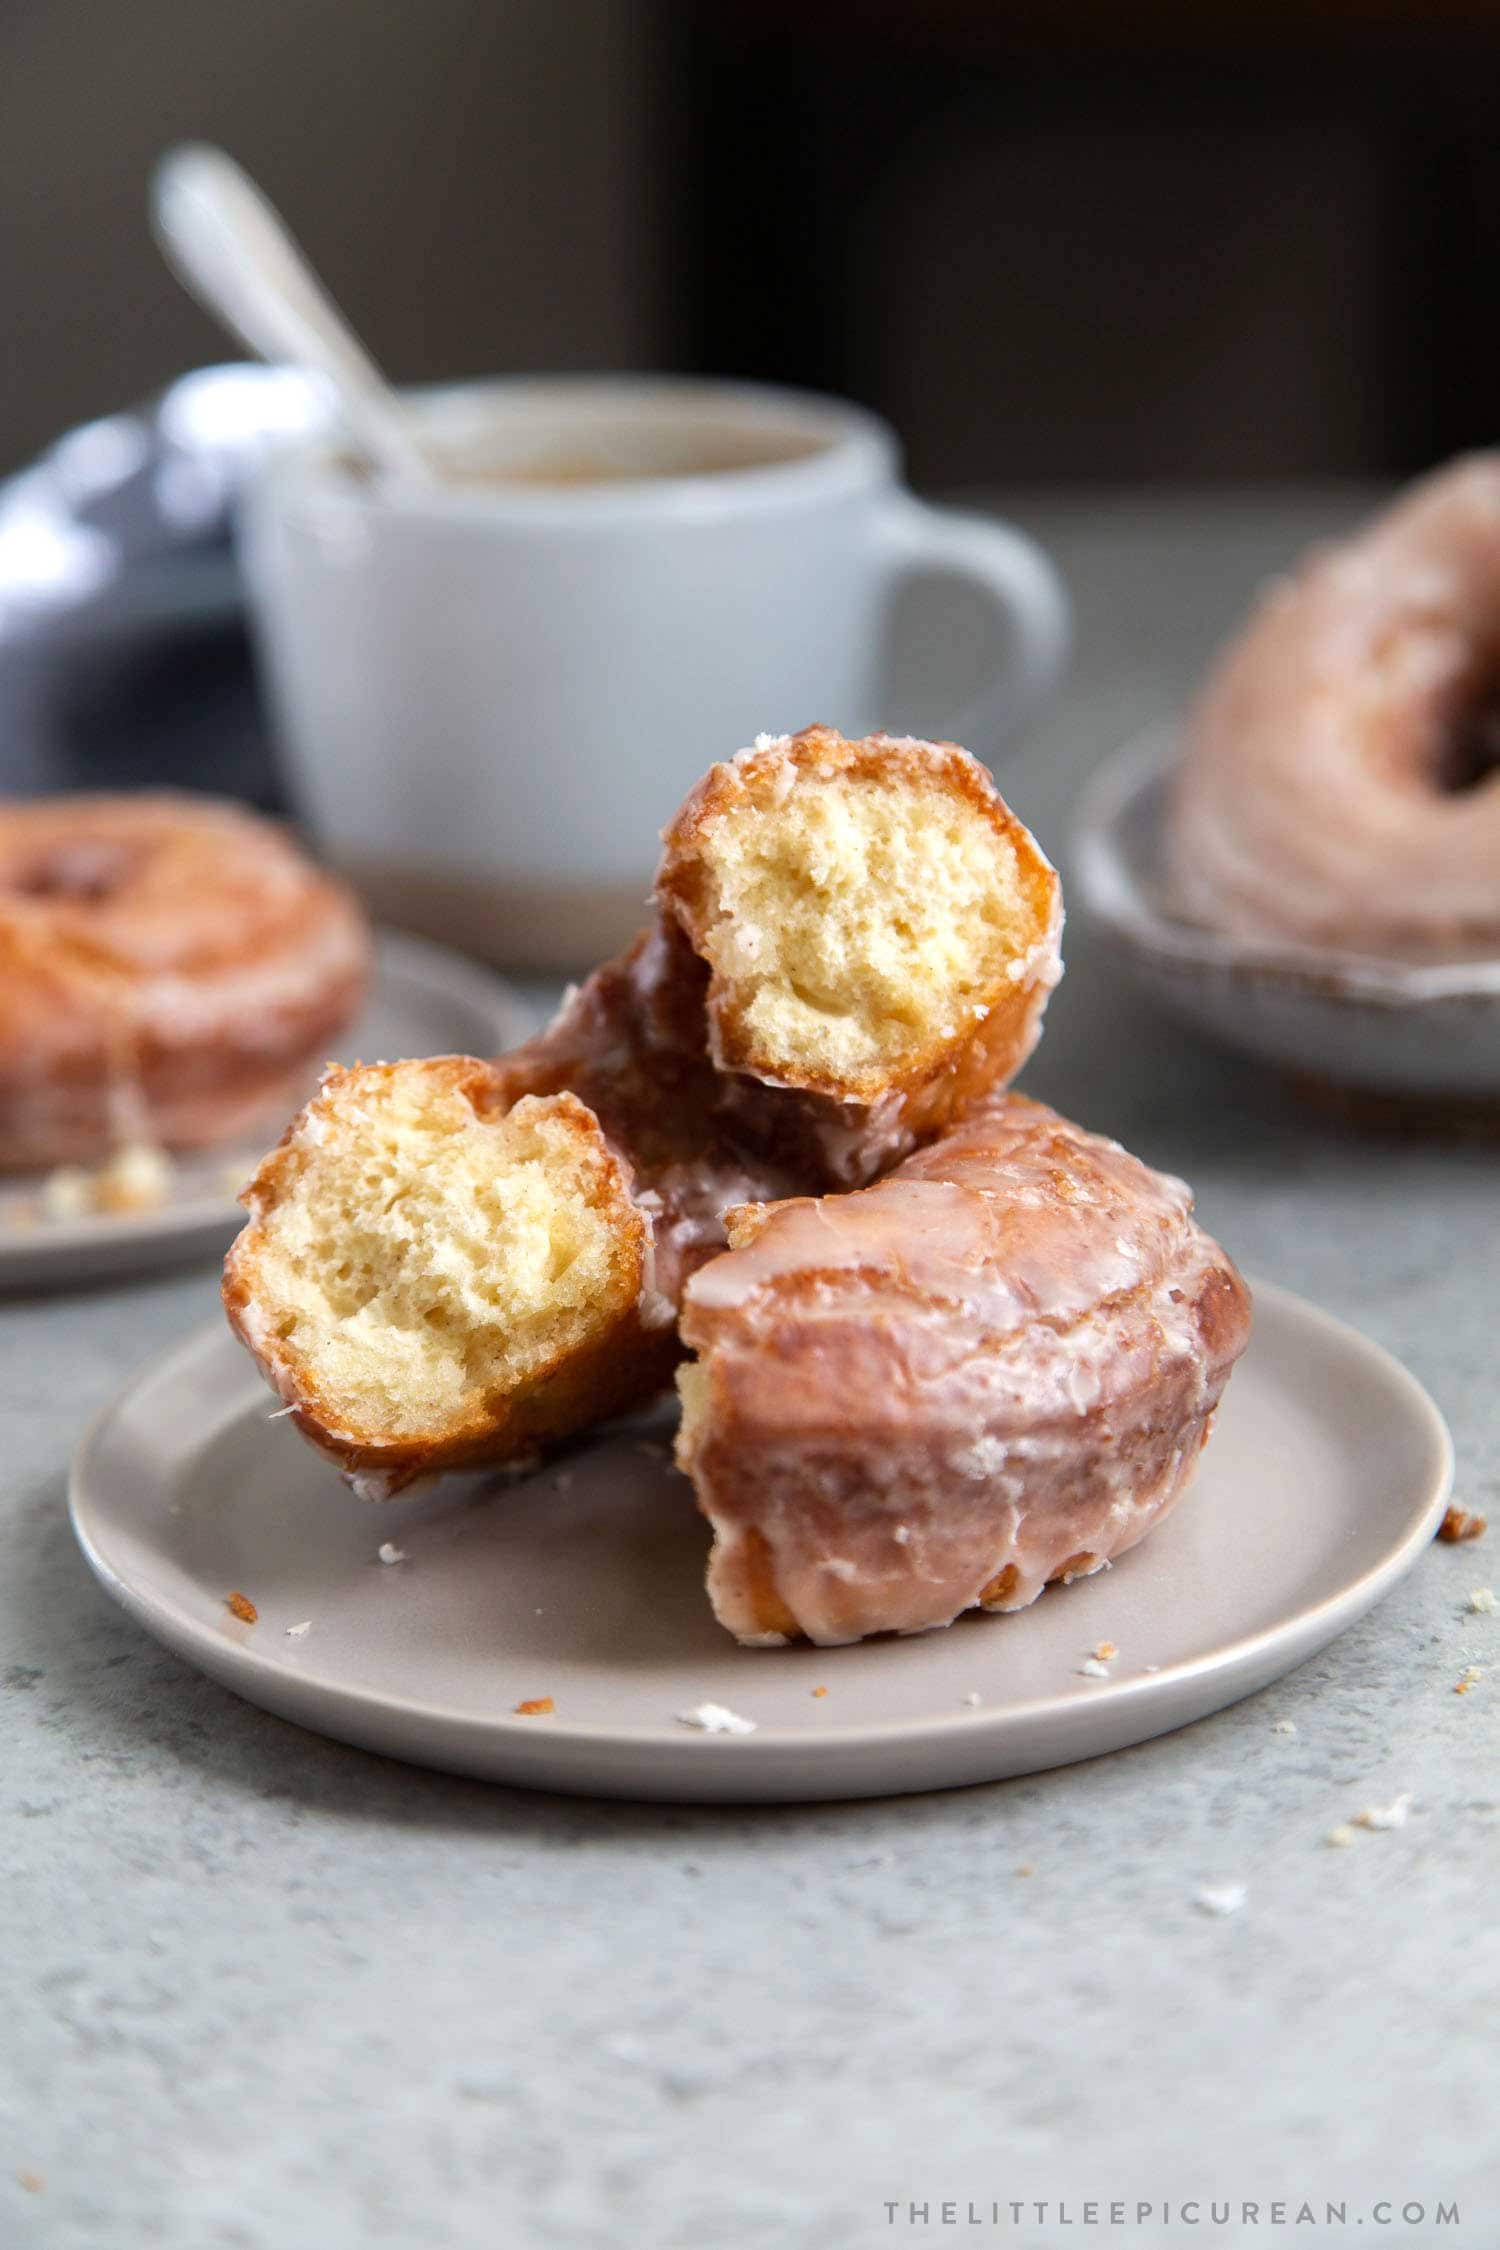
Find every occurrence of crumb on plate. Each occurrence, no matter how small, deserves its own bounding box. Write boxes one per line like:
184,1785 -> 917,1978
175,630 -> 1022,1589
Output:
1437,1505 -> 1487,1544
285,1620 -> 312,1639
515,1696 -> 555,1717
1468,1586 -> 1496,1615
674,1702 -> 756,1736
811,1685 -> 828,1698
377,1541 -> 407,1565
93,1141 -> 173,1215
38,1142 -> 174,1222
41,1168 -> 91,1222
1092,1639 -> 1118,1662
1272,1719 -> 1298,1735
1077,1656 -> 1110,1679
225,1591 -> 258,1625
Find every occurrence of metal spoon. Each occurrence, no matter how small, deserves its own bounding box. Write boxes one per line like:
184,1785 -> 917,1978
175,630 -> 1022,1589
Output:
151,142 -> 435,488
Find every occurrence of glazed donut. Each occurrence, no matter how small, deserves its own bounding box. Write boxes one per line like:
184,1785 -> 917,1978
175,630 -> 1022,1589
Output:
674,1094 -> 1251,1647
0,794 -> 369,1169
224,729 -> 1061,1494
1169,456 -> 1500,954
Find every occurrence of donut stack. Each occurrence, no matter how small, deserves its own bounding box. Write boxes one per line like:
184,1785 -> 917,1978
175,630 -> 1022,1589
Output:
225,726 -> 1251,1647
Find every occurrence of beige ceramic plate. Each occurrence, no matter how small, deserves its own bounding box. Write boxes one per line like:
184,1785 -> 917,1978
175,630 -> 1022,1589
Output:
69,1281 -> 1452,1803
0,931 -> 525,1290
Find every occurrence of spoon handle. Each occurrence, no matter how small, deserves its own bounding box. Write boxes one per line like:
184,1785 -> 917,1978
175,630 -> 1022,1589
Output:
152,143 -> 434,487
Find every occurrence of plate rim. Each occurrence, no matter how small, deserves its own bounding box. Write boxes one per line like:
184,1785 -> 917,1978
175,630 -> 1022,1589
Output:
68,1278 -> 1454,1773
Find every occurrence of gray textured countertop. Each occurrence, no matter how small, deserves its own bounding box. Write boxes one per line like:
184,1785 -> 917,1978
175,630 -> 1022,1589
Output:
4,492 -> 1497,2250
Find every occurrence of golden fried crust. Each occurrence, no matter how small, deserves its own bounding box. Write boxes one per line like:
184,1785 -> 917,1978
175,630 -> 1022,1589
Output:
654,725 -> 1062,1181
675,1092 -> 1253,1647
223,1064 -> 678,1496
0,793 -> 369,1168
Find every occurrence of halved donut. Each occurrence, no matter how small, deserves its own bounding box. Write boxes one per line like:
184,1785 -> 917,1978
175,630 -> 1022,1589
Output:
223,1064 -> 675,1497
656,725 -> 1062,1180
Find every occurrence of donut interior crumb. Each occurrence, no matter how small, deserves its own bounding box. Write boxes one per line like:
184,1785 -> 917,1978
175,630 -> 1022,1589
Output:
240,1067 -> 639,1448
686,763 -> 1040,1091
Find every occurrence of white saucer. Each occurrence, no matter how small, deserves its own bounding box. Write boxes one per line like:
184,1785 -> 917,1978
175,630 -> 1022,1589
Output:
0,931 -> 525,1289
1074,729 -> 1500,1108
69,1280 -> 1452,1803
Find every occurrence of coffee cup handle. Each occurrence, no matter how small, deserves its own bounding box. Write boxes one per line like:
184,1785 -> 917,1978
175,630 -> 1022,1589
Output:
871,494 -> 1070,753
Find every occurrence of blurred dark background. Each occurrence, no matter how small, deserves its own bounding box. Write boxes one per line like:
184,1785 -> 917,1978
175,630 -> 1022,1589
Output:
5,0 -> 1500,489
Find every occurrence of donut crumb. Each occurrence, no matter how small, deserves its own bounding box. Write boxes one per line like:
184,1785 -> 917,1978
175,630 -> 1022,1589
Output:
93,1142 -> 173,1215
40,1142 -> 173,1221
225,1591 -> 258,1624
1438,1506 -> 1487,1543
1353,1793 -> 1414,1832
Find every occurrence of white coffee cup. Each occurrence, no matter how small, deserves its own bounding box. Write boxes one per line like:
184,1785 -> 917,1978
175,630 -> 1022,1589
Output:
239,375 -> 1068,966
